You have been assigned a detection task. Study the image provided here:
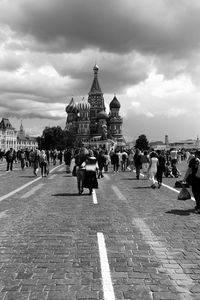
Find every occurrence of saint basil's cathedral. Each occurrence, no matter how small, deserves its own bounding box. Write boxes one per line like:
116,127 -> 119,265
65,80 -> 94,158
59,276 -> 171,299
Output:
65,64 -> 125,147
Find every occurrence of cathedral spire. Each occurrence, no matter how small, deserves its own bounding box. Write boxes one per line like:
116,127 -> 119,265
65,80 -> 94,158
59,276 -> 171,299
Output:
89,64 -> 102,95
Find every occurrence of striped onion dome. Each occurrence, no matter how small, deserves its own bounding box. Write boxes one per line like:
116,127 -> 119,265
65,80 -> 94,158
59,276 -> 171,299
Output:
76,98 -> 90,111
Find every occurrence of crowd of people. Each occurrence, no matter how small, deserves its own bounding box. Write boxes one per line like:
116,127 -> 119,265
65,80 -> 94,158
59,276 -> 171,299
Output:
1,148 -> 64,176
1,145 -> 200,213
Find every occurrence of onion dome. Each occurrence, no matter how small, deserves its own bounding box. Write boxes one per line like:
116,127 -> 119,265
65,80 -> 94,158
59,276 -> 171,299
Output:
76,97 -> 90,111
109,95 -> 121,109
97,110 -> 108,119
67,114 -> 78,122
66,97 -> 78,113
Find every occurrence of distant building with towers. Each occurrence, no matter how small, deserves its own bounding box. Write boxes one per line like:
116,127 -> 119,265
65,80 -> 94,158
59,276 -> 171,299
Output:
0,118 -> 38,151
65,65 -> 125,148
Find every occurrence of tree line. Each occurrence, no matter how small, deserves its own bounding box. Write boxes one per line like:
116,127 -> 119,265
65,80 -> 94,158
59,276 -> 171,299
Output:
37,126 -> 150,151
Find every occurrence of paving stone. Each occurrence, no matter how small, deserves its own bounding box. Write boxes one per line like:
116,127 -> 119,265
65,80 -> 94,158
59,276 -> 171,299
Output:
1,163 -> 200,299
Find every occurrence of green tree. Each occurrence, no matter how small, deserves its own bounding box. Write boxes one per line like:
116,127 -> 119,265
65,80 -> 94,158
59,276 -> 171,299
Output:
135,134 -> 149,151
41,126 -> 76,150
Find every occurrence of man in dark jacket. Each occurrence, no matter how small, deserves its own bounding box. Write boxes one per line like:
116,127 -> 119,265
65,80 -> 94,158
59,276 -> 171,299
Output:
5,148 -> 15,171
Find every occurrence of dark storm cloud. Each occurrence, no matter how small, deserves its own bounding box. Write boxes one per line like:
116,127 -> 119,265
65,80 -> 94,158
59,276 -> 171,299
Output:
1,0 -> 200,57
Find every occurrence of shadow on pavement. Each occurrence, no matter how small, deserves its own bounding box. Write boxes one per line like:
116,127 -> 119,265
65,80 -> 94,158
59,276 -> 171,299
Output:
121,178 -> 135,180
166,208 -> 195,216
19,175 -> 37,178
52,193 -> 79,197
133,186 -> 151,189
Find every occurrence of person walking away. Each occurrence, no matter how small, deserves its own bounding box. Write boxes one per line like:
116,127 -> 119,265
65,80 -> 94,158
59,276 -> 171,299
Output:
52,149 -> 57,165
39,150 -> 48,177
5,148 -> 15,171
64,148 -> 72,173
58,150 -> 63,165
156,150 -> 166,188
121,150 -> 128,171
84,151 -> 99,195
133,148 -> 142,179
97,150 -> 106,178
128,150 -> 135,172
148,151 -> 159,188
112,150 -> 119,173
109,148 -> 114,167
183,150 -> 200,213
46,150 -> 50,165
19,149 -> 26,170
31,148 -> 40,176
104,150 -> 110,172
170,148 -> 178,167
75,146 -> 88,195
141,150 -> 150,178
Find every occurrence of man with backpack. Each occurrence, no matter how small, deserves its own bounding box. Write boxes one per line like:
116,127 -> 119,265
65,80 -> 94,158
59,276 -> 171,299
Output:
5,148 -> 15,171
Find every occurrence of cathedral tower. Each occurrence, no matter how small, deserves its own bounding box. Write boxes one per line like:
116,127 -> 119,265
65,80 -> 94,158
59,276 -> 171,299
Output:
108,95 -> 123,138
88,65 -> 106,123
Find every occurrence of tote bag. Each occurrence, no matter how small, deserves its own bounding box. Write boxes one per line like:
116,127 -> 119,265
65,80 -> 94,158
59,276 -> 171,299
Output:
177,187 -> 191,200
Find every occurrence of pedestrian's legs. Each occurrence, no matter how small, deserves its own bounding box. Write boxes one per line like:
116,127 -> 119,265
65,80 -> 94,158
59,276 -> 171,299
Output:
149,171 -> 156,188
44,163 -> 47,176
156,169 -> 163,187
77,169 -> 85,194
192,180 -> 200,210
135,165 -> 140,179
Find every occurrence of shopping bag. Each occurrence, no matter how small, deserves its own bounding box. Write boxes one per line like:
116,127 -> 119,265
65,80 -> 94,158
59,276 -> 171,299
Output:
177,187 -> 191,200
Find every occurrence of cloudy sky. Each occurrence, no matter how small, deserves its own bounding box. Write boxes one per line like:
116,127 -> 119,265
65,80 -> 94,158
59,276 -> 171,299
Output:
0,0 -> 200,142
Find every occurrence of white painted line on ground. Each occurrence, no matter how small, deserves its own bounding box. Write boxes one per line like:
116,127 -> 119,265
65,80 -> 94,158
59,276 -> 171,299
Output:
0,176 -> 41,202
58,166 -> 65,171
21,183 -> 44,199
139,172 -> 195,202
97,232 -> 115,300
111,185 -> 127,202
162,183 -> 195,201
134,218 -> 194,299
48,174 -> 57,180
92,189 -> 98,204
0,164 -> 63,202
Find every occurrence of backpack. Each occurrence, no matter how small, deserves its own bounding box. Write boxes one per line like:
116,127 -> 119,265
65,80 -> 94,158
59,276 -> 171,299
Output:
39,153 -> 46,163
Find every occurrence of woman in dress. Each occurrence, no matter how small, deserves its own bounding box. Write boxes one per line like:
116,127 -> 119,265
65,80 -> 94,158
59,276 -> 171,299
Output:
148,151 -> 159,188
83,151 -> 99,195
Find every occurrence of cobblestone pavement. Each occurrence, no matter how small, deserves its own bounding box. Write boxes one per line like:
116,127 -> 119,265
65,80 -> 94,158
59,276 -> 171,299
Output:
0,162 -> 200,299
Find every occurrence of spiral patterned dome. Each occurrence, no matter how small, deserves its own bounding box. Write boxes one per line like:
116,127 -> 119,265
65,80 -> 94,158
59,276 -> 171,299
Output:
76,98 -> 90,111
